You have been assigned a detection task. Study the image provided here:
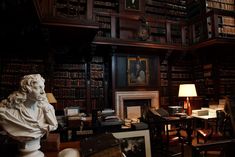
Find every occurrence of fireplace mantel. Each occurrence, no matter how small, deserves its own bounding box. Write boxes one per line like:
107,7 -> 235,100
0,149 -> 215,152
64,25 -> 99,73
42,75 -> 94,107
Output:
115,91 -> 159,119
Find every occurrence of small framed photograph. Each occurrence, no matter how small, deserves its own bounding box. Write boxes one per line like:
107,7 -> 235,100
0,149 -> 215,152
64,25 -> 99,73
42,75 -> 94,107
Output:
64,107 -> 80,116
125,0 -> 140,11
128,57 -> 149,86
112,130 -> 151,157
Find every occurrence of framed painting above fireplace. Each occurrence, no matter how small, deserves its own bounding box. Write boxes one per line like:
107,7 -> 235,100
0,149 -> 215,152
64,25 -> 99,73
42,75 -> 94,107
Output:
127,57 -> 149,86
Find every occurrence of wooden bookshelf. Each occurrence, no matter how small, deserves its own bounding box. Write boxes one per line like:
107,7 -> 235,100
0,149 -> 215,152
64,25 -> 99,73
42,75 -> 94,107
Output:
217,55 -> 235,97
52,55 -> 108,113
89,56 -> 105,111
93,0 -> 118,38
145,0 -> 187,21
0,57 -> 45,99
160,59 -> 169,108
53,0 -> 87,19
53,61 -> 87,111
188,0 -> 235,43
159,52 -> 194,107
144,0 -> 187,45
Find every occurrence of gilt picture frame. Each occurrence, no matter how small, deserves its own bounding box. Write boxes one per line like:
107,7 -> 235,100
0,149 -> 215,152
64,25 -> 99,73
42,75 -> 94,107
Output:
128,57 -> 149,86
112,130 -> 151,157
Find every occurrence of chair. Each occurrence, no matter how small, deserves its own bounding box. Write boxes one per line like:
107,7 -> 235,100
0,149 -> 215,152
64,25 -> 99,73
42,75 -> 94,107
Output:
196,110 -> 232,144
148,108 -> 185,157
161,120 -> 185,157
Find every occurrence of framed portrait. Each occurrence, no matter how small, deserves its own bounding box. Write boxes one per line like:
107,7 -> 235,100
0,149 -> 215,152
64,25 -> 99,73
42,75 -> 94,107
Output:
128,57 -> 149,86
112,130 -> 152,157
125,0 -> 140,11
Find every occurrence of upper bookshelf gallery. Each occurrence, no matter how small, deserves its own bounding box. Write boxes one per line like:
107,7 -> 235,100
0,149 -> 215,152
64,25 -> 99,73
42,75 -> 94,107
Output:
34,0 -> 235,46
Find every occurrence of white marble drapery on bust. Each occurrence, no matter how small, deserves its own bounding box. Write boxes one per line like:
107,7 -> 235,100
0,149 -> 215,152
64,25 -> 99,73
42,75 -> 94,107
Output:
0,74 -> 58,157
0,96 -> 57,139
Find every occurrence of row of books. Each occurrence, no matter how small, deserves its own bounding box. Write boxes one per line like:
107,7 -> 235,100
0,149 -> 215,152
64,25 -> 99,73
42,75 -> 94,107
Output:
218,26 -> 235,35
207,1 -> 234,11
90,71 -> 104,78
171,73 -> 192,79
54,79 -> 86,87
98,22 -> 111,29
3,64 -> 43,73
161,72 -> 167,78
54,88 -> 86,99
55,64 -> 85,70
95,15 -> 111,23
0,74 -> 20,86
90,63 -> 104,70
90,88 -> 104,98
160,79 -> 168,86
94,1 -> 116,7
57,99 -> 86,109
54,71 -> 86,79
91,56 -> 103,63
221,16 -> 235,26
207,0 -> 234,4
96,31 -> 111,37
93,8 -> 116,13
172,66 -> 191,72
55,0 -> 86,4
148,0 -> 186,5
90,79 -> 103,87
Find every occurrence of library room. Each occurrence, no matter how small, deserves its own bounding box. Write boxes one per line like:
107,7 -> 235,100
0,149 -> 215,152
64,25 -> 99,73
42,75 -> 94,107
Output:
0,0 -> 235,157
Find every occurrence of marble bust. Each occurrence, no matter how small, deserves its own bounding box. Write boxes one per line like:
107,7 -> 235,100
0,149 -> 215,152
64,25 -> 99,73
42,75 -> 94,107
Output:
0,74 -> 58,157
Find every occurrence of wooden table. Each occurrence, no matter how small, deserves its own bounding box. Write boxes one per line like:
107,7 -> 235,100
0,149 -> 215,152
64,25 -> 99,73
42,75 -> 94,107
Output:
192,109 -> 217,129
149,108 -> 194,145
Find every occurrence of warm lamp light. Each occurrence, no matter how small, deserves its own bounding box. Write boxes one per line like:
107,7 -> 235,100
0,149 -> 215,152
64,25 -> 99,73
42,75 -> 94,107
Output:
46,93 -> 57,104
178,84 -> 197,116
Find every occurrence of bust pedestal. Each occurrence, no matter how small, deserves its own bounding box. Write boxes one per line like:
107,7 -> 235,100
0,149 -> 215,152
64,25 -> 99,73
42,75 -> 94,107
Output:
19,138 -> 44,157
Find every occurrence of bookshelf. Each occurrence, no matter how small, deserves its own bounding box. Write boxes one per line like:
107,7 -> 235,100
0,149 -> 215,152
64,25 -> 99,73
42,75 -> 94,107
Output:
205,0 -> 234,12
160,59 -> 169,108
93,0 -> 118,38
52,55 -> 107,113
217,54 -> 235,97
160,53 -> 194,108
145,0 -> 187,21
188,0 -> 235,43
53,0 -> 87,19
148,21 -> 167,44
89,56 -> 105,111
53,61 -> 87,111
144,0 -> 187,45
0,57 -> 45,100
170,64 -> 193,96
203,64 -> 217,100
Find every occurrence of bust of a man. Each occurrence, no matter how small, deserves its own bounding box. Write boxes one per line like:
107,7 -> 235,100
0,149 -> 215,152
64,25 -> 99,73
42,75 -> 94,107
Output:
0,74 -> 58,157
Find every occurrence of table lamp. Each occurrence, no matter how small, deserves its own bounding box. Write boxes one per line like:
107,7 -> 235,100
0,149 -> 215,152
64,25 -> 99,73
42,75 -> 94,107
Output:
46,93 -> 57,107
178,84 -> 197,116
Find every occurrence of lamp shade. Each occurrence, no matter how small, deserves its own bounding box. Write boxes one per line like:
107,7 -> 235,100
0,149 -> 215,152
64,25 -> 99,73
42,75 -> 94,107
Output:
178,84 -> 197,97
46,93 -> 57,103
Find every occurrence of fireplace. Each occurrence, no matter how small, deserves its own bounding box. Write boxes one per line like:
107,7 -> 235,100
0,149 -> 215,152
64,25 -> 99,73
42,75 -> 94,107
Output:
115,91 -> 159,119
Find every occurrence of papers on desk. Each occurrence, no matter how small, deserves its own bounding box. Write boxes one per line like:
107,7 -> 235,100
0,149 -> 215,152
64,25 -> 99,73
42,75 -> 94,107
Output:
192,110 -> 209,116
192,108 -> 224,119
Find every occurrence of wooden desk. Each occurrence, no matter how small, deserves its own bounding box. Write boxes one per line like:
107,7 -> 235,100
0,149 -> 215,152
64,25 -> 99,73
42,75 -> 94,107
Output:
44,141 -> 80,157
161,116 -> 194,145
192,109 -> 217,129
149,109 -> 194,145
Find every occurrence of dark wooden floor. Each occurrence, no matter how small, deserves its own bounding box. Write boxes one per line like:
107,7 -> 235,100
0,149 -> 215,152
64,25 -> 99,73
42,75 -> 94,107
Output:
150,134 -> 225,157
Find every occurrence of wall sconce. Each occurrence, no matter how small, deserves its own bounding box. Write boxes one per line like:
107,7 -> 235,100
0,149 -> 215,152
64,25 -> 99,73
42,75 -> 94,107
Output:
178,84 -> 197,116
